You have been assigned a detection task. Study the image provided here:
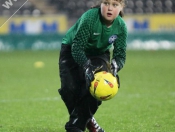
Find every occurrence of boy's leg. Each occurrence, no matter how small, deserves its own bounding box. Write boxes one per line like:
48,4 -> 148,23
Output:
59,46 -> 78,114
86,54 -> 110,132
65,54 -> 111,131
59,44 -> 85,130
66,93 -> 99,131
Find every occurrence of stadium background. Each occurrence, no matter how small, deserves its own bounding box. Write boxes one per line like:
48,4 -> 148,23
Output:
1,1 -> 175,132
0,0 -> 175,50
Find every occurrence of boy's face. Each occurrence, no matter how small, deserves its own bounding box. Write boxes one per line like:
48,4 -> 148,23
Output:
101,0 -> 123,23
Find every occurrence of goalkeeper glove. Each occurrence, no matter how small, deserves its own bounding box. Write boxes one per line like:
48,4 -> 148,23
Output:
111,59 -> 120,88
83,60 -> 102,89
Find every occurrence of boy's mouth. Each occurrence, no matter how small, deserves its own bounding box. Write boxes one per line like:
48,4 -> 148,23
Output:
107,13 -> 112,16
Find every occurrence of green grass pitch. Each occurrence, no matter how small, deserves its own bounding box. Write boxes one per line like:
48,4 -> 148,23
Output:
0,50 -> 175,132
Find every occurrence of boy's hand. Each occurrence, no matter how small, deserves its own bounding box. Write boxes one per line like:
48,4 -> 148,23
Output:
83,60 -> 102,89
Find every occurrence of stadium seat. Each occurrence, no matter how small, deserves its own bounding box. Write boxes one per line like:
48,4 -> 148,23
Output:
1,0 -> 174,18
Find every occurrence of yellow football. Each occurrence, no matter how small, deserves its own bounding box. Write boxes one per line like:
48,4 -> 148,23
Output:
90,71 -> 119,101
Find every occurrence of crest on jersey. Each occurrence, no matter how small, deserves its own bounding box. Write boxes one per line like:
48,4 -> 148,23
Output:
108,35 -> 117,44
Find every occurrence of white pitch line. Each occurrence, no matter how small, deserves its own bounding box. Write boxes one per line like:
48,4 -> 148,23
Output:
0,97 -> 60,103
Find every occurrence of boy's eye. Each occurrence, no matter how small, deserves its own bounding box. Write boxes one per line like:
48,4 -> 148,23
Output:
113,3 -> 118,7
103,2 -> 110,6
103,2 -> 119,7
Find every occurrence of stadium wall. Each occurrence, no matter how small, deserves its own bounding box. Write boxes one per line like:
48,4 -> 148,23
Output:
0,14 -> 175,51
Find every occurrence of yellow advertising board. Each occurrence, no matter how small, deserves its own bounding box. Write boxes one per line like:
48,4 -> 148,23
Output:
124,14 -> 175,32
0,17 -> 9,34
150,14 -> 175,31
0,15 -> 68,34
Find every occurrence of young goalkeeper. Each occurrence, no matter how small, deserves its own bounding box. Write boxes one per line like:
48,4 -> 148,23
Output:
58,0 -> 127,131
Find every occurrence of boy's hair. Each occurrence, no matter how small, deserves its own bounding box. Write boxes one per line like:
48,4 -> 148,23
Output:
91,0 -> 126,17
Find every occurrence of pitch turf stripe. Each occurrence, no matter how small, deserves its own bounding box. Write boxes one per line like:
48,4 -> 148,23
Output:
0,97 -> 60,103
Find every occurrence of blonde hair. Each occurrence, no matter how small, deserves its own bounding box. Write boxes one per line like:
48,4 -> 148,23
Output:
92,0 -> 126,17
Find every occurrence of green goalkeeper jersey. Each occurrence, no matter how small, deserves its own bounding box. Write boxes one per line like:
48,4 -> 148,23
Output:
62,8 -> 127,71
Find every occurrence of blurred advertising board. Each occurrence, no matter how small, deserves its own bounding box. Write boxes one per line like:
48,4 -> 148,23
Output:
124,14 -> 175,32
0,15 -> 68,34
1,14 -> 174,34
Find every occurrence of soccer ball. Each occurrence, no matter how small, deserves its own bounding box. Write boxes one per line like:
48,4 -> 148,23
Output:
90,71 -> 119,101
